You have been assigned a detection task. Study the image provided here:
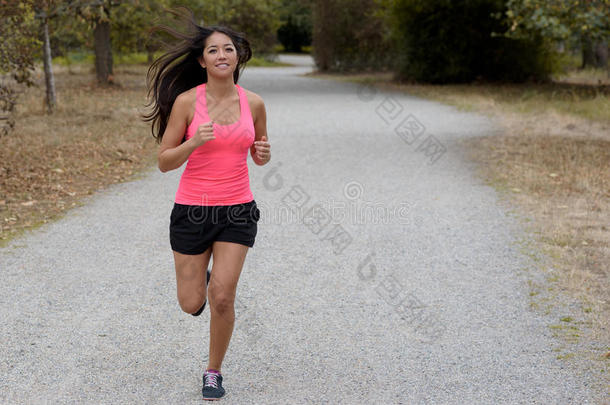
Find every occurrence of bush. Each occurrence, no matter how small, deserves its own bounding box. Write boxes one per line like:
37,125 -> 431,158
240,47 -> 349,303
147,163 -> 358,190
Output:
277,14 -> 312,53
389,0 -> 556,83
312,0 -> 393,72
277,0 -> 312,53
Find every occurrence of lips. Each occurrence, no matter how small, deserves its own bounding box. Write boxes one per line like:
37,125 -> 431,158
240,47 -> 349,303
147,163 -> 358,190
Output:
216,63 -> 230,68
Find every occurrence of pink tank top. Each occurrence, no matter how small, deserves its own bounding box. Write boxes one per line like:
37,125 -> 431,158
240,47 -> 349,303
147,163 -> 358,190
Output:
174,83 -> 255,206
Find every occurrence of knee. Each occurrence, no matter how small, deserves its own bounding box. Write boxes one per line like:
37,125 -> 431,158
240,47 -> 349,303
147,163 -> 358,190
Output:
178,294 -> 205,314
208,288 -> 234,315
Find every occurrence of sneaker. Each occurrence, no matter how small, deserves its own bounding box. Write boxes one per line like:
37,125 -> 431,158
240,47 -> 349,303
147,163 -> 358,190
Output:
191,268 -> 212,317
202,369 -> 225,400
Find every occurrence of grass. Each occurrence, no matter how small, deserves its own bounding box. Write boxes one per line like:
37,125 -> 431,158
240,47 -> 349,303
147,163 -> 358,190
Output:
306,71 -> 610,123
0,64 -> 158,246
0,52 -> 296,246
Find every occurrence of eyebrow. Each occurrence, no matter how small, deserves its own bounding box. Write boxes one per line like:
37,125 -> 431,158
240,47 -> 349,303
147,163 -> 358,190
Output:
206,43 -> 234,49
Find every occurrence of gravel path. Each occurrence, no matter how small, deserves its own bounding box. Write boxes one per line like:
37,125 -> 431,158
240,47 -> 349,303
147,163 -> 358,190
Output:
1,54 -> 605,404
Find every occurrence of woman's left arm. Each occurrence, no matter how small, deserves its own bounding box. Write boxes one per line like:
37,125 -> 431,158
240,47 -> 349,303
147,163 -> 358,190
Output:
250,93 -> 270,165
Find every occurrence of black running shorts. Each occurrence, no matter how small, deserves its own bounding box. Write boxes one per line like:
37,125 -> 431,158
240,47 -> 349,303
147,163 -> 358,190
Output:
169,200 -> 260,255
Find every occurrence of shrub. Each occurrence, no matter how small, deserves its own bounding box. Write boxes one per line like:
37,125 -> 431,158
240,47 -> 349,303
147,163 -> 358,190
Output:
389,0 -> 556,83
312,0 -> 393,72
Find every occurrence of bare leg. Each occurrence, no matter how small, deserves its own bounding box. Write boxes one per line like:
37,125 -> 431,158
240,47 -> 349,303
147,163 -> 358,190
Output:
206,240 -> 249,372
173,247 -> 212,314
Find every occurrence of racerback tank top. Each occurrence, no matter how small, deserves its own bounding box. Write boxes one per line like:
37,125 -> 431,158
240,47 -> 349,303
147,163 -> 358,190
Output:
174,83 -> 255,206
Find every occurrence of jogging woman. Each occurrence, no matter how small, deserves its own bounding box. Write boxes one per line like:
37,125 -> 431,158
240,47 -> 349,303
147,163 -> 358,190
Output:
143,9 -> 271,401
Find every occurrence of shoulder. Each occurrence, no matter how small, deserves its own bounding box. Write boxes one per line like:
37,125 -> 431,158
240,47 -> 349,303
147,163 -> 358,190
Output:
242,87 -> 265,121
173,86 -> 198,123
175,86 -> 197,108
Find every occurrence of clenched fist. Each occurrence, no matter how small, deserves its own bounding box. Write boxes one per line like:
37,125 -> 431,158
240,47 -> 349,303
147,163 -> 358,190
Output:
253,134 -> 270,164
191,121 -> 216,147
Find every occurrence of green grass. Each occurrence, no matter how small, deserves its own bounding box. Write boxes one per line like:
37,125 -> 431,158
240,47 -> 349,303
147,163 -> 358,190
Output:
248,56 -> 291,67
53,51 -> 95,66
273,43 -> 312,54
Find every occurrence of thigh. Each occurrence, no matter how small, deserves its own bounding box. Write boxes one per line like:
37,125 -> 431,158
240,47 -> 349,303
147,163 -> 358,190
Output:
173,247 -> 212,300
209,241 -> 250,297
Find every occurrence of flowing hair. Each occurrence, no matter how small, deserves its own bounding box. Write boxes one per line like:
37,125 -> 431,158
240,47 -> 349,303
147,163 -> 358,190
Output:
142,7 -> 252,144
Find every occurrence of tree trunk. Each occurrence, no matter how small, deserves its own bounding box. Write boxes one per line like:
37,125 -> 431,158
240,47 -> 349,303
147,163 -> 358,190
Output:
312,0 -> 330,71
94,18 -> 112,84
108,44 -> 113,76
42,18 -> 56,113
581,35 -> 596,69
146,42 -> 155,64
594,40 -> 608,69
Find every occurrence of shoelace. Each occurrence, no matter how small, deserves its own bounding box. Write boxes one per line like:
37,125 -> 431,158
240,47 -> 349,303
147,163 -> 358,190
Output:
204,372 -> 219,388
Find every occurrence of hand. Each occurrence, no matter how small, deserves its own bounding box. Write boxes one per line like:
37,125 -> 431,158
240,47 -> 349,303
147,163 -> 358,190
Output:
253,135 -> 270,163
191,121 -> 216,147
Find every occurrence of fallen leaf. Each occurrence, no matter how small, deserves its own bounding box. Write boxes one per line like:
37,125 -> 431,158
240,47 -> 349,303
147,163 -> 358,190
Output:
549,173 -> 558,178
21,200 -> 36,207
511,188 -> 521,192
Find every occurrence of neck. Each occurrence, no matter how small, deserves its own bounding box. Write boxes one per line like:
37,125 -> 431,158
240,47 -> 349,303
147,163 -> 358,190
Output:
205,77 -> 236,100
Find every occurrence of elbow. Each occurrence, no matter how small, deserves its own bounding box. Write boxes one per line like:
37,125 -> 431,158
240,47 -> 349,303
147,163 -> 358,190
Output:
158,159 -> 168,173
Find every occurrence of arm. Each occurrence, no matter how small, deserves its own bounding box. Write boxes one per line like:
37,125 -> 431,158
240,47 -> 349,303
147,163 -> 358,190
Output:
249,94 -> 271,166
157,93 -> 198,173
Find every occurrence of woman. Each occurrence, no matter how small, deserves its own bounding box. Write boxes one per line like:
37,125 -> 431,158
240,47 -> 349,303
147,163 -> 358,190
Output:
143,8 -> 271,401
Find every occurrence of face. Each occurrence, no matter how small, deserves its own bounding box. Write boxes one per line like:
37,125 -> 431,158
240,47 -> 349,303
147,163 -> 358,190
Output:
199,31 -> 238,77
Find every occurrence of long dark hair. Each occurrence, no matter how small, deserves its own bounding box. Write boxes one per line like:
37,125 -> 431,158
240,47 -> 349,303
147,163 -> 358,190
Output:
142,7 -> 252,144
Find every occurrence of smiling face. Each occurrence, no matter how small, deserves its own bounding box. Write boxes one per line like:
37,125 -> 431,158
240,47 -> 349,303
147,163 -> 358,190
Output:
198,31 -> 238,78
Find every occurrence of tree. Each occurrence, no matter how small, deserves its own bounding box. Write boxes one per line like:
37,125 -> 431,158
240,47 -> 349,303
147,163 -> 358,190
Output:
500,0 -> 610,69
386,0 -> 554,83
177,0 -> 282,57
65,0 -> 124,84
277,0 -> 312,52
312,0 -> 392,72
0,0 -> 39,136
111,0 -> 171,63
34,0 -> 71,113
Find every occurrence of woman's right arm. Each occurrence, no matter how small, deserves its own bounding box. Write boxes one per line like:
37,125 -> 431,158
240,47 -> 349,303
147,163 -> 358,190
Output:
157,93 -> 198,173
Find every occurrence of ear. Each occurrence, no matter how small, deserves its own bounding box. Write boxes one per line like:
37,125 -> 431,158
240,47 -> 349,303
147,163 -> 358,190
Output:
197,54 -> 206,69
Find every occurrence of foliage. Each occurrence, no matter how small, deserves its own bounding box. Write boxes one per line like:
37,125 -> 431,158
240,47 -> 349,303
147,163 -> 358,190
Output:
0,1 -> 40,83
312,0 -> 393,72
174,0 -> 282,57
499,0 -> 610,41
387,0 -> 556,83
0,0 -> 40,136
111,0 -> 171,55
276,0 -> 312,52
